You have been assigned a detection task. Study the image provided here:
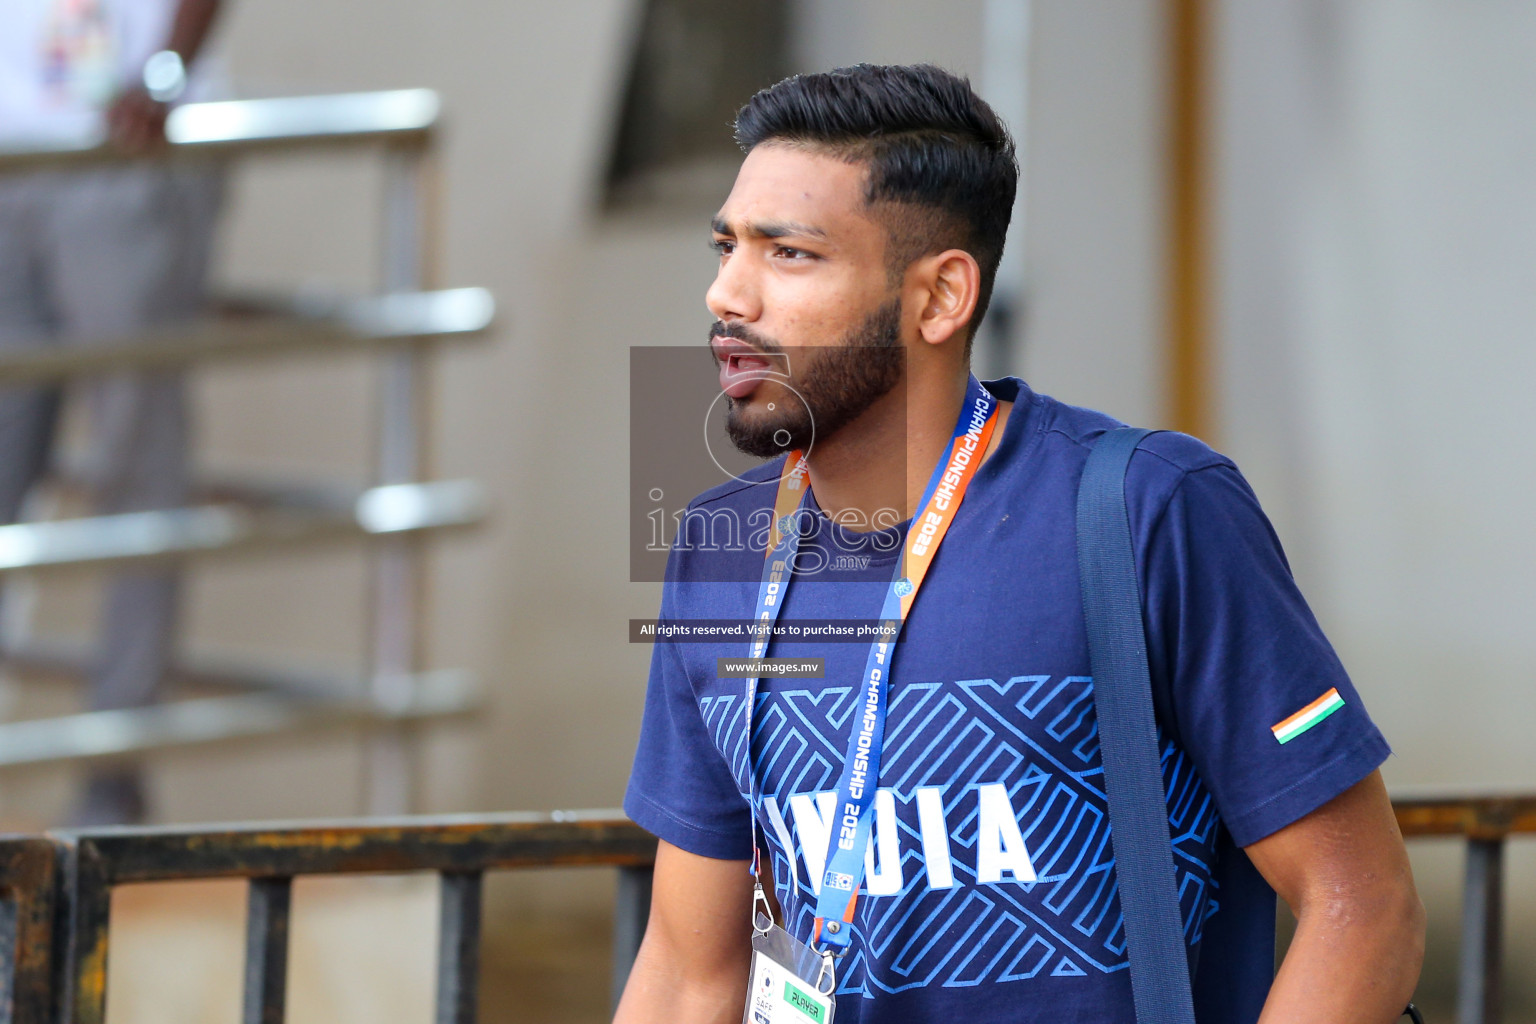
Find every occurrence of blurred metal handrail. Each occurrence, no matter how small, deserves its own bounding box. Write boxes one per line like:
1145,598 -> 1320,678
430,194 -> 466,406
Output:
0,84 -> 472,827
0,479 -> 485,574
0,287 -> 493,384
4,634 -> 447,701
0,89 -> 440,173
0,670 -> 477,769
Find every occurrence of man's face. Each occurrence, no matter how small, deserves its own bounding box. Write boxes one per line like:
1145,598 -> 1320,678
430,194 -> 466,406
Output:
707,144 -> 906,459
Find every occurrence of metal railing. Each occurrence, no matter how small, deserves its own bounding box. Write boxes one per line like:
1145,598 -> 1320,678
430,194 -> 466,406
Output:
0,811 -> 657,1024
1394,792 -> 1536,1024
0,671 -> 477,769
0,794 -> 1525,1023
0,288 -> 493,386
0,89 -> 439,171
0,91 -> 491,813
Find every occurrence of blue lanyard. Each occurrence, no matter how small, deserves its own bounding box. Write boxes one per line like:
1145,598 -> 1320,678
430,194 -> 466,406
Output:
744,376 -> 999,952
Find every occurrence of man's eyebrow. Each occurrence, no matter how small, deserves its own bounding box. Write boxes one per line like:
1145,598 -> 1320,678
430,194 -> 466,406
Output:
711,216 -> 828,240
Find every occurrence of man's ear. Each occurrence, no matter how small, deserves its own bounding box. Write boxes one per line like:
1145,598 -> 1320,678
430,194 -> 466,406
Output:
914,249 -> 981,348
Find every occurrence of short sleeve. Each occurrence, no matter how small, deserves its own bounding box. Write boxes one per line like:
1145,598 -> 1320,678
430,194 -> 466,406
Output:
624,561 -> 755,860
1137,460 -> 1391,847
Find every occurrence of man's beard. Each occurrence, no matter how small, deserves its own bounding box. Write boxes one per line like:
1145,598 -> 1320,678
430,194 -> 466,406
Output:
718,299 -> 905,459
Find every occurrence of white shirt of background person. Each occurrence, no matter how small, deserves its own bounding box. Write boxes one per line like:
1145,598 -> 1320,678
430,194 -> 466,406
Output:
0,0 -> 221,146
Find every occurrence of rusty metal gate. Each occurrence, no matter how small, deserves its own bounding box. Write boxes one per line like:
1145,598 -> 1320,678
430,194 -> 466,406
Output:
0,811 -> 655,1024
0,796 -> 1530,1024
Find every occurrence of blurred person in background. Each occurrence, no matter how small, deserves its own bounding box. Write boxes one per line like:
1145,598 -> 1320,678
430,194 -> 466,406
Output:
0,0 -> 225,824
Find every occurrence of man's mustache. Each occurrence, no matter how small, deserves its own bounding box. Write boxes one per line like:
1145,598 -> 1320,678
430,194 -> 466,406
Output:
708,320 -> 782,356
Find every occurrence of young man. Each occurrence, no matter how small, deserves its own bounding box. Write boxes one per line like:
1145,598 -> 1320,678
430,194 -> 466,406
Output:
618,64 -> 1423,1023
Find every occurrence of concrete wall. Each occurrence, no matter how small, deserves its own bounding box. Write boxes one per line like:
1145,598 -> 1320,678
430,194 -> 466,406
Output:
1215,1 -> 1536,1009
1019,0 -> 1167,427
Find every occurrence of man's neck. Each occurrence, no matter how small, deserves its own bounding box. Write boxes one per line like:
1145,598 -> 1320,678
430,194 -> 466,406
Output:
802,369 -> 1012,530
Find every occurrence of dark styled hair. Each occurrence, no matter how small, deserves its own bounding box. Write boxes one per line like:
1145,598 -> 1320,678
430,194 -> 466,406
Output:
733,63 -> 1017,341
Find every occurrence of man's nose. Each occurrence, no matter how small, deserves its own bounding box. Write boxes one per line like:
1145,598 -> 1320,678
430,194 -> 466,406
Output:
706,250 -> 761,323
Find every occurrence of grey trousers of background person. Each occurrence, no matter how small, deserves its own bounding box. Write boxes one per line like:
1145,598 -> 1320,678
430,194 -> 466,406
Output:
0,164 -> 223,824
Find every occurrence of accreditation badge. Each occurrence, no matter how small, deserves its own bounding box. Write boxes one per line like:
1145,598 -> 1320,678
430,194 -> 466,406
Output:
742,912 -> 835,1024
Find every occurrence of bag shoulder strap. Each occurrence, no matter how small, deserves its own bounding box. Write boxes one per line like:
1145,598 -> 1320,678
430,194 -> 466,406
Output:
1076,426 -> 1197,1024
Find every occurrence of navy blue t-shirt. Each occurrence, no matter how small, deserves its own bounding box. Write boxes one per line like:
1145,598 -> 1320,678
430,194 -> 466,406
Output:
625,378 -> 1389,1023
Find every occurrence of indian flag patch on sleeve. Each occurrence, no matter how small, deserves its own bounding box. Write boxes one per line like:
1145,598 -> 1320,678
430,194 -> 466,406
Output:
1272,688 -> 1345,744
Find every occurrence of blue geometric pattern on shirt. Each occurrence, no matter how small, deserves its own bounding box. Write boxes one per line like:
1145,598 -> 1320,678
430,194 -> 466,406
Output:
699,674 -> 1222,996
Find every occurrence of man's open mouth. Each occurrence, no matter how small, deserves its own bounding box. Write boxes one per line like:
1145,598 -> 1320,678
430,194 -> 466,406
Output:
715,342 -> 785,398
